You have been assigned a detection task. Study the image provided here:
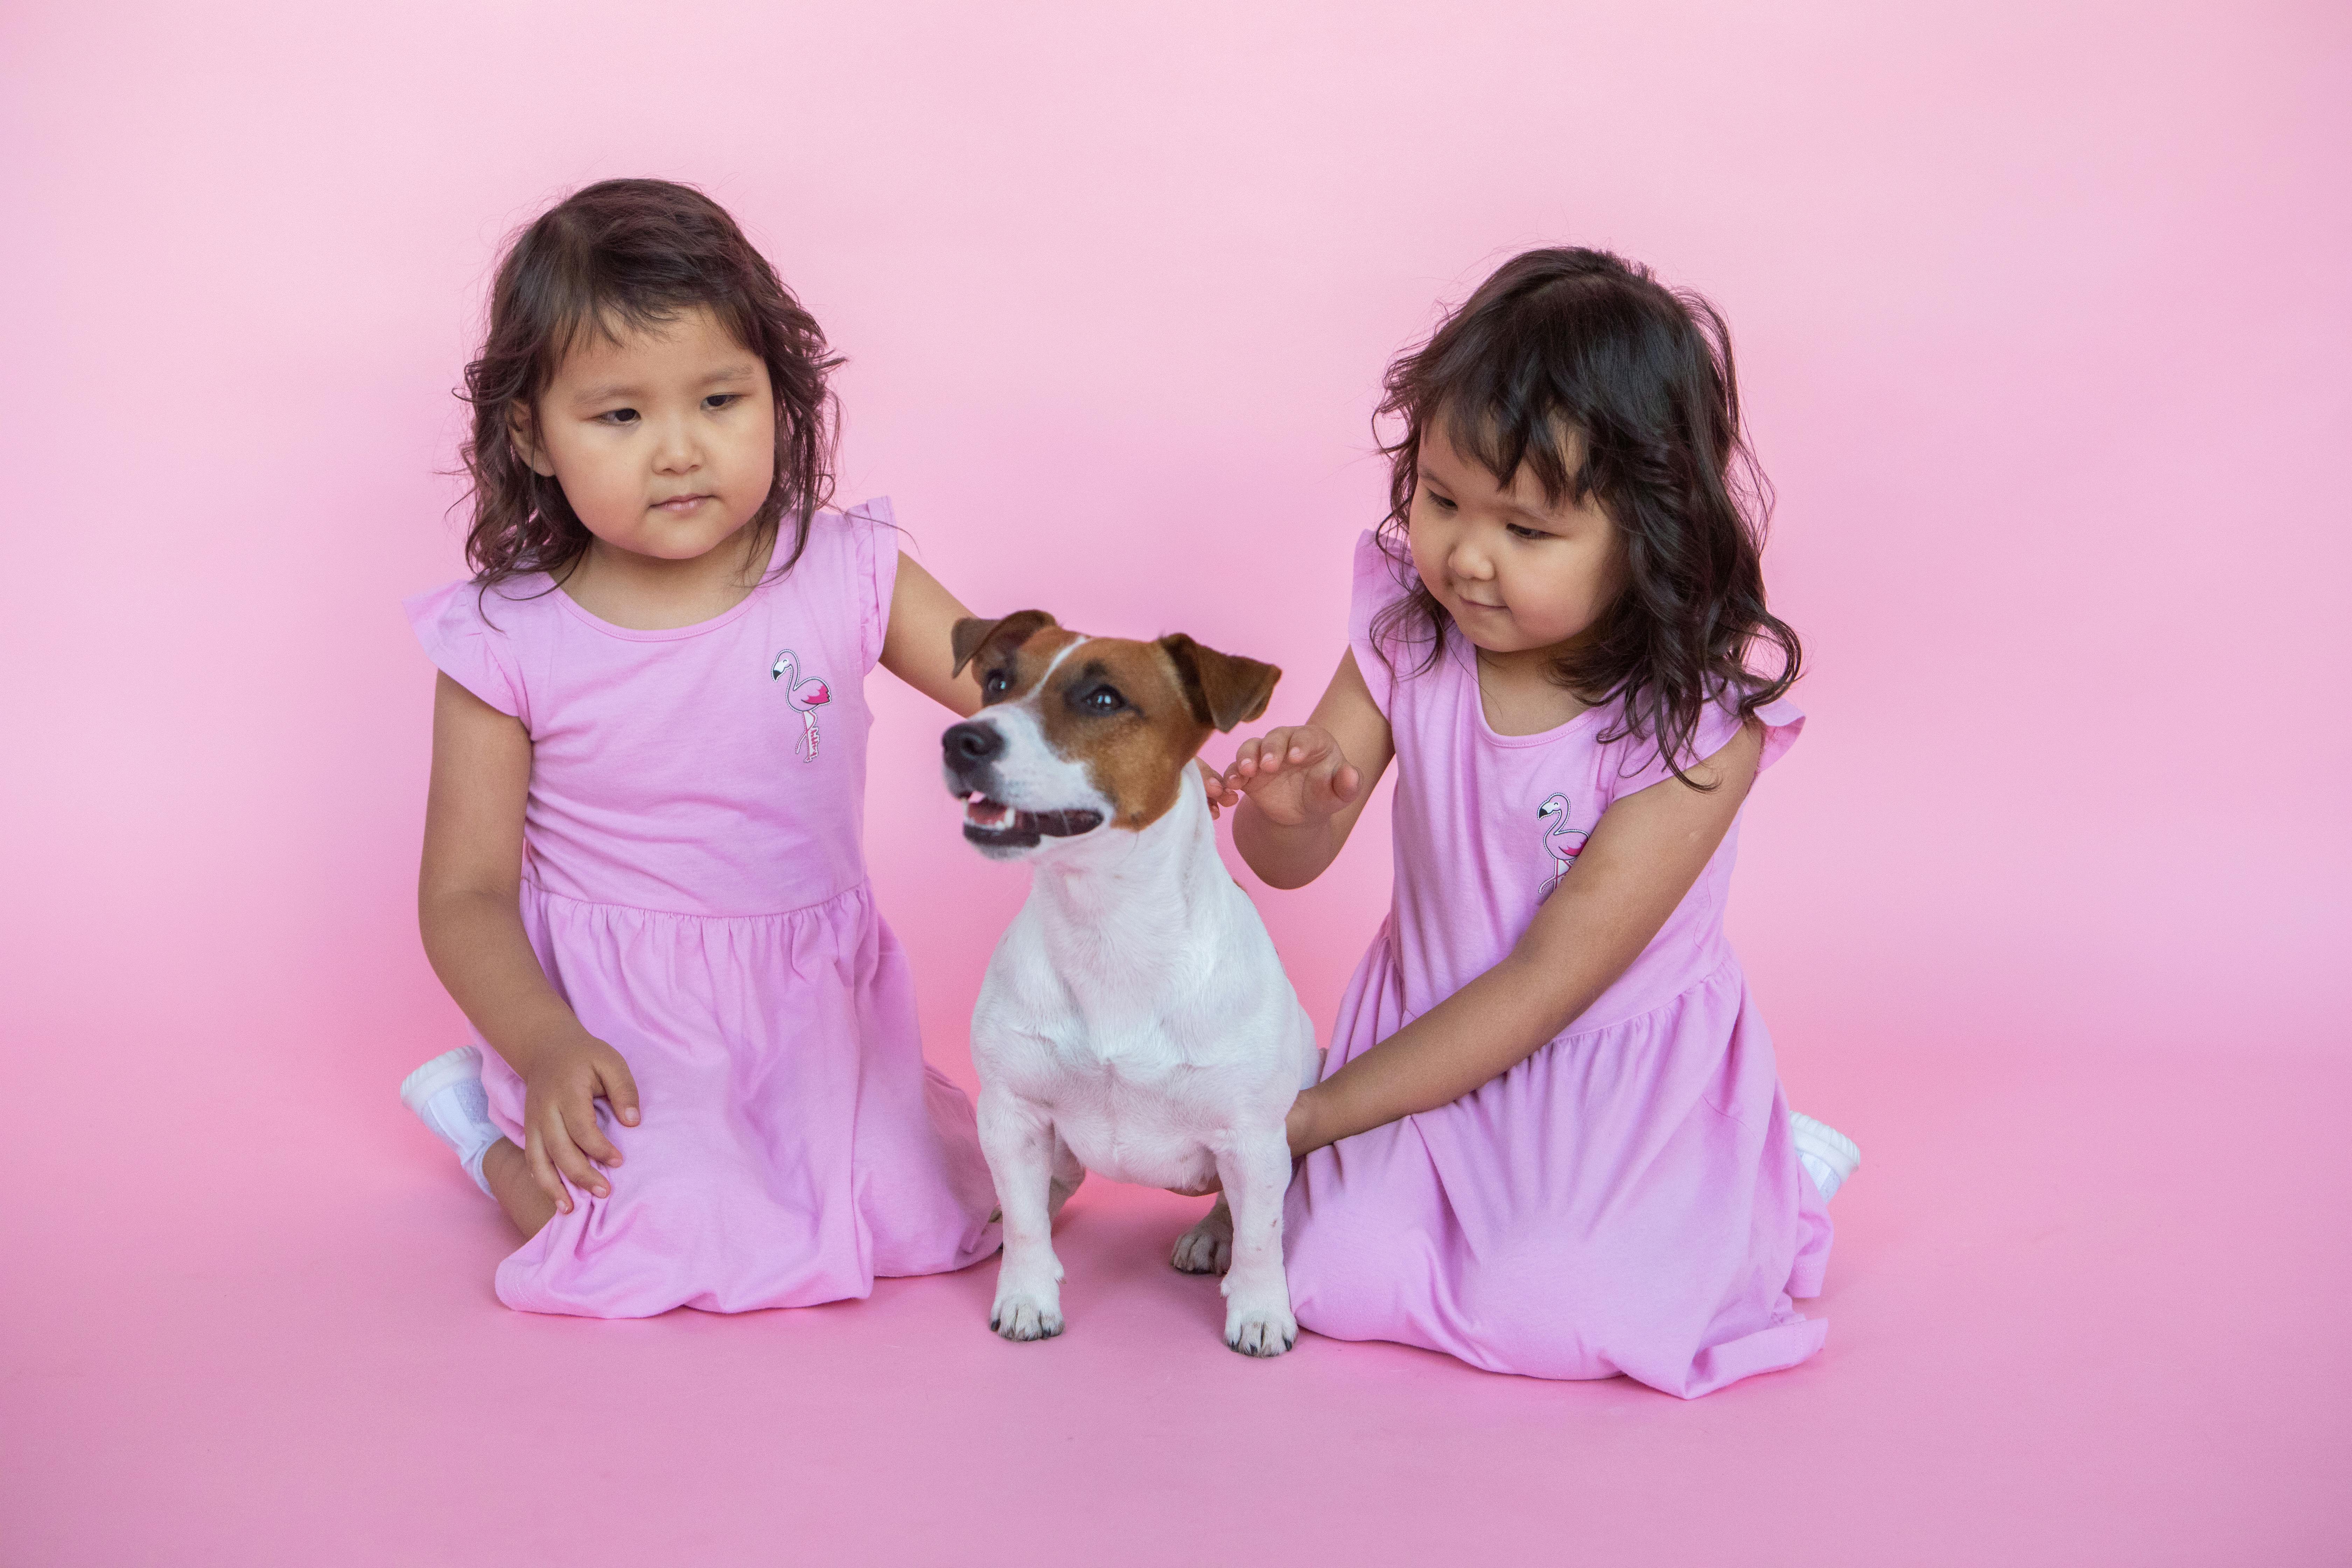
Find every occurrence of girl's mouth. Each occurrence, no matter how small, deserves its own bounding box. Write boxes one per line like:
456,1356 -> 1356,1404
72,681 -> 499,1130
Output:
654,495 -> 712,513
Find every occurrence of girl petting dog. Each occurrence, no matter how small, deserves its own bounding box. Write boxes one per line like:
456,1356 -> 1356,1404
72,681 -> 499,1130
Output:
397,186 -> 1858,1383
398,179 -> 1010,1316
1198,248 -> 1859,1396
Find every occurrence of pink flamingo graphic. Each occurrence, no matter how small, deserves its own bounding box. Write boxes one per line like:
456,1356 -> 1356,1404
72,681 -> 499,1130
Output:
770,647 -> 832,762
1537,793 -> 1587,900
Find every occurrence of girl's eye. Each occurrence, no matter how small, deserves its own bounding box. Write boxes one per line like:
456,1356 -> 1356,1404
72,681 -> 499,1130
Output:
1080,686 -> 1124,714
1507,523 -> 1554,541
704,394 -> 742,411
596,408 -> 639,426
1424,490 -> 1457,512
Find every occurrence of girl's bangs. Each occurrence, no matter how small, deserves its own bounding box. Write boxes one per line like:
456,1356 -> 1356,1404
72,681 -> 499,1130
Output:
1434,390 -> 1588,509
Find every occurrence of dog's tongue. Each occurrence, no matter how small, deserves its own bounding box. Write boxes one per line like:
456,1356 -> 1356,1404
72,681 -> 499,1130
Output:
965,797 -> 1014,828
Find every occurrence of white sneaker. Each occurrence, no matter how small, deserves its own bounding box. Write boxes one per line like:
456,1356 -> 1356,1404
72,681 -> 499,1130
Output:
400,1045 -> 500,1195
400,1044 -> 486,1112
1790,1111 -> 1861,1202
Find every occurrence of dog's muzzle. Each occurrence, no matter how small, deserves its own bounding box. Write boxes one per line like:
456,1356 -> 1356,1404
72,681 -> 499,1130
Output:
942,720 -> 1104,850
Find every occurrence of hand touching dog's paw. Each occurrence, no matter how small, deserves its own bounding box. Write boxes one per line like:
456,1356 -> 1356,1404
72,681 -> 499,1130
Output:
1223,1301 -> 1299,1358
989,1284 -> 1065,1342
1171,1201 -> 1233,1275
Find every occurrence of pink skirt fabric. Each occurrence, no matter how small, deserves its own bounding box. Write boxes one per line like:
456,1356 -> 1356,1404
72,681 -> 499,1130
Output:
1284,946 -> 1833,1397
476,882 -> 1001,1317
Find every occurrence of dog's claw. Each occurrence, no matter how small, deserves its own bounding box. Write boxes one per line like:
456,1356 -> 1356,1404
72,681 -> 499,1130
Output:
1224,1309 -> 1299,1357
1171,1226 -> 1232,1275
989,1295 -> 1065,1342
1171,1200 -> 1235,1275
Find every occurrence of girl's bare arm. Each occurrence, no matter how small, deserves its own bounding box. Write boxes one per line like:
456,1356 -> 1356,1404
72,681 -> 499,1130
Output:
418,673 -> 639,1212
1287,722 -> 1764,1156
1217,650 -> 1396,889
878,553 -> 984,717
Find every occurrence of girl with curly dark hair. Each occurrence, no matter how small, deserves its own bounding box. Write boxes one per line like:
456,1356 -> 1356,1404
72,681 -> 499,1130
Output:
394,179 -> 1009,1317
1188,248 -> 1860,1394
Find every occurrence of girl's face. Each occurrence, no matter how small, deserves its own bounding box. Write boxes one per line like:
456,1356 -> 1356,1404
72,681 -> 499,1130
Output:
512,306 -> 777,563
1408,422 -> 1627,662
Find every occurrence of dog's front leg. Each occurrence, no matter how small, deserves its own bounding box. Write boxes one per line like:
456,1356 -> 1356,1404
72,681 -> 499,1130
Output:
1213,1131 -> 1298,1357
978,1087 -> 1065,1341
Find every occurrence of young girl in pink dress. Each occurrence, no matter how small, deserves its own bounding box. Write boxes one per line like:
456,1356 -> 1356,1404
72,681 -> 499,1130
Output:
1202,248 -> 1860,1395
396,179 -> 1006,1317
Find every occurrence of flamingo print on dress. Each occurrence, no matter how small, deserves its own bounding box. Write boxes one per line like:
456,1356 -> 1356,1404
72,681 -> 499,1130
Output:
1536,792 -> 1588,900
770,648 -> 832,762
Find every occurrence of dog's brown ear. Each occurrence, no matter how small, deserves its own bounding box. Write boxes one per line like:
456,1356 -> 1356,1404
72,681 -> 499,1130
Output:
1158,634 -> 1281,733
951,610 -> 1059,679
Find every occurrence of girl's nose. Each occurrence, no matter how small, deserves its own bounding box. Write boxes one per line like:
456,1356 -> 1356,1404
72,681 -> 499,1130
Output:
1448,537 -> 1496,580
651,416 -> 701,473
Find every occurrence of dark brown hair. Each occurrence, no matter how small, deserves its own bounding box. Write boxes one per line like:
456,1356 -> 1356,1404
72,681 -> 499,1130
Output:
1370,246 -> 1801,785
457,178 -> 841,586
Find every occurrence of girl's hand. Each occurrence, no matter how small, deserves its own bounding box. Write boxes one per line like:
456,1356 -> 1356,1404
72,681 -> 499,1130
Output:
1163,1085 -> 1326,1195
1218,725 -> 1364,827
517,1030 -> 643,1214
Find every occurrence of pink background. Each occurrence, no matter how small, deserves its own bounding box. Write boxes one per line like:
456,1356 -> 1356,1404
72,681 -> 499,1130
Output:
4,2 -> 2347,1563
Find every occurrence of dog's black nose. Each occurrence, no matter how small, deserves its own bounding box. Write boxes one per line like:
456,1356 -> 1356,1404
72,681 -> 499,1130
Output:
944,721 -> 1003,765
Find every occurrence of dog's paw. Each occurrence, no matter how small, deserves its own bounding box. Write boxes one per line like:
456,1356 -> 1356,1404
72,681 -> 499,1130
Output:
1170,1201 -> 1233,1275
1223,1301 -> 1298,1358
989,1288 -> 1065,1343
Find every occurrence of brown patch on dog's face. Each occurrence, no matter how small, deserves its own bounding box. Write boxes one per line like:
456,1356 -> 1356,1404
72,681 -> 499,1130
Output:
1033,641 -> 1216,829
952,610 -> 1081,700
947,613 -> 1281,836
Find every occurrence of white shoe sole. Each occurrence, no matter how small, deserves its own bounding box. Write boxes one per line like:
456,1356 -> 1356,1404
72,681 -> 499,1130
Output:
1790,1111 -> 1861,1201
399,1044 -> 485,1113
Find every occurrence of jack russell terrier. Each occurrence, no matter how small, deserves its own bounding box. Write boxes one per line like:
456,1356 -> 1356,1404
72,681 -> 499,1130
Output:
941,611 -> 1320,1357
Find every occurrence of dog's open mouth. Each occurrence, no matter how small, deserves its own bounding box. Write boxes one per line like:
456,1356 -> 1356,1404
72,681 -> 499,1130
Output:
959,793 -> 1104,846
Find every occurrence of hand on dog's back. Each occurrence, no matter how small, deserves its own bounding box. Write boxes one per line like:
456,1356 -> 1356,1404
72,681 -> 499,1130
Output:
1216,725 -> 1364,827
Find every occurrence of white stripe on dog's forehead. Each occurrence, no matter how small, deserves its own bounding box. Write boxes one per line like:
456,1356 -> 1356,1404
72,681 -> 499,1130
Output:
1036,637 -> 1090,684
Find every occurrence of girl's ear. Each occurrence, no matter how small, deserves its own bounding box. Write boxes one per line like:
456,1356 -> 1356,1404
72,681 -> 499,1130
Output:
1158,634 -> 1281,733
508,405 -> 557,478
951,610 -> 1059,679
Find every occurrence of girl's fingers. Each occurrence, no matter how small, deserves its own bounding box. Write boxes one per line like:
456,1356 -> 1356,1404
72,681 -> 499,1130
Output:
1194,760 -> 1231,816
524,1123 -> 572,1214
544,1117 -> 609,1200
566,1099 -> 623,1172
1332,763 -> 1363,806
1246,730 -> 1299,776
597,1054 -> 643,1131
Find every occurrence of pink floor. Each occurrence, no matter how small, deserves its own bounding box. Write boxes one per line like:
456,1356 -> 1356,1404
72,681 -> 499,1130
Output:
6,1034 -> 2345,1566
5,1 -> 2346,1560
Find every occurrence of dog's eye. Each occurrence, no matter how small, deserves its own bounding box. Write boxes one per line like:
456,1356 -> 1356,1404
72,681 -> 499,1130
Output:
1079,685 -> 1125,714
981,670 -> 1012,703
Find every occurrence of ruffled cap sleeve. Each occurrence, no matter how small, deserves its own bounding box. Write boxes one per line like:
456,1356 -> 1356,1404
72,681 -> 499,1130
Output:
1601,692 -> 1803,804
837,497 -> 900,673
404,580 -> 527,726
1346,530 -> 1423,719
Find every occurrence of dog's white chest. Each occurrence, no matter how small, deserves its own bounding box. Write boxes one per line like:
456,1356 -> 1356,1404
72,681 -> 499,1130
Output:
978,1016 -> 1243,1191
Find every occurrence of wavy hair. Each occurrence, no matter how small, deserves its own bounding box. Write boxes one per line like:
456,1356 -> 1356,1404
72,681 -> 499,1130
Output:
457,178 -> 841,587
1369,247 -> 1800,785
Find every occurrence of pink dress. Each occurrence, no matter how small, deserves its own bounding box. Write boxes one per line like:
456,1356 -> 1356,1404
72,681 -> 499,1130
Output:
405,500 -> 999,1317
1282,533 -> 1834,1395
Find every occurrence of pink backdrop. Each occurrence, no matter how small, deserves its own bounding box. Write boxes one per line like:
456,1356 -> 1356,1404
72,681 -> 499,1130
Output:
4,2 -> 2347,1563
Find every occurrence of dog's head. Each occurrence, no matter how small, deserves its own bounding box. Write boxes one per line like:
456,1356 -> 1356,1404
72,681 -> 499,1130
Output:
940,611 -> 1280,861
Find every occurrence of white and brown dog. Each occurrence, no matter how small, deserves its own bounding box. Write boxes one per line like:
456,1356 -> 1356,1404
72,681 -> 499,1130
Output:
942,611 -> 1320,1357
